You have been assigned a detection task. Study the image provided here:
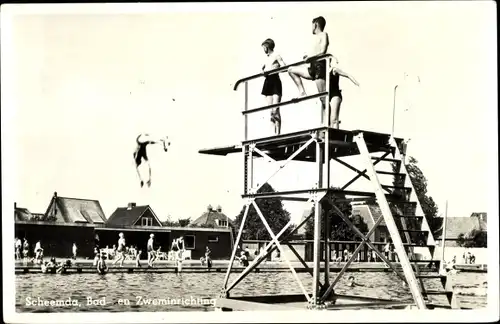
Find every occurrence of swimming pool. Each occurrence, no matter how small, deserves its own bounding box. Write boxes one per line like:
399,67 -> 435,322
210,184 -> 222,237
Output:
15,271 -> 487,312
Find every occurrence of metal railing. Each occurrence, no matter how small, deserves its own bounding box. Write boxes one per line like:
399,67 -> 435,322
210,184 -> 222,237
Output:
233,54 -> 334,141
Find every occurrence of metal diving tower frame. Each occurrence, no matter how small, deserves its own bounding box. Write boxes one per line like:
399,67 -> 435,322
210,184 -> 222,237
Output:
199,54 -> 460,311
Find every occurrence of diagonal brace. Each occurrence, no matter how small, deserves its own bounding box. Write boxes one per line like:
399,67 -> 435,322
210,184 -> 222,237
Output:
320,214 -> 384,302
339,151 -> 390,190
225,197 -> 320,295
251,137 -> 317,193
334,157 -> 392,194
251,200 -> 311,301
332,204 -> 408,283
223,203 -> 250,290
252,146 -> 276,163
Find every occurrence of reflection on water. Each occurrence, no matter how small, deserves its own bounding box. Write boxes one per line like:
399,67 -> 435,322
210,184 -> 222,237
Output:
16,271 -> 487,312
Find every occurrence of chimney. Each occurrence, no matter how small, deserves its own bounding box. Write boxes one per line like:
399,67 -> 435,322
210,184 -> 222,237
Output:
216,205 -> 222,212
207,204 -> 213,212
127,202 -> 136,210
54,191 -> 58,198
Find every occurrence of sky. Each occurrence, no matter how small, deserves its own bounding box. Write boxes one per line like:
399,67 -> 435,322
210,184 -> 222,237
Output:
2,1 -> 497,225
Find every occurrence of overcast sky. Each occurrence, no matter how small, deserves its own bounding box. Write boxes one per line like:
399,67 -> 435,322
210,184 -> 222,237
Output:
3,2 -> 497,224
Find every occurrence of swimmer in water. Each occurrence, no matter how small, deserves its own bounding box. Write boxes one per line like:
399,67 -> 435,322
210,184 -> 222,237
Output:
261,38 -> 287,135
112,233 -> 126,267
347,275 -> 364,287
235,251 -> 249,267
133,133 -> 170,188
97,253 -> 108,274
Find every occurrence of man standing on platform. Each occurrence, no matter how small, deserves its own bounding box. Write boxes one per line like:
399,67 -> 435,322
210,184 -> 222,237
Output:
288,17 -> 336,124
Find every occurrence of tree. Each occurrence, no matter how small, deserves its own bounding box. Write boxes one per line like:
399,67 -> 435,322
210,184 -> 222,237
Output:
456,229 -> 487,248
177,218 -> 191,227
392,157 -> 439,230
162,214 -> 178,227
304,190 -> 367,241
190,223 -> 216,228
29,214 -> 56,222
233,183 -> 292,241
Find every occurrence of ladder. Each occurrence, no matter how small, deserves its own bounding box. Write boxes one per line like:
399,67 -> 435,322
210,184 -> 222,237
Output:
354,133 -> 460,309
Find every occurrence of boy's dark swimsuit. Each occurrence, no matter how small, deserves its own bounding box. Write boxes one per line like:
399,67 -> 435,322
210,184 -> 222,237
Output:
262,74 -> 282,123
261,74 -> 282,97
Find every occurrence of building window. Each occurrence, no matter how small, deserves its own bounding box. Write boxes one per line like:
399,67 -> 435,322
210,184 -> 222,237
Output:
184,235 -> 195,249
218,220 -> 228,227
141,217 -> 153,226
208,235 -> 219,243
379,231 -> 386,242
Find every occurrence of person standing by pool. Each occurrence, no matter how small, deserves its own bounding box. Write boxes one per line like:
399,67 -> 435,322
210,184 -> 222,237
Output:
135,250 -> 143,267
384,241 -> 391,260
15,237 -> 22,260
113,233 -> 126,267
147,234 -> 157,268
32,240 -> 44,264
205,246 -> 212,269
72,243 -> 77,260
22,238 -> 29,261
93,247 -> 100,266
171,237 -> 185,272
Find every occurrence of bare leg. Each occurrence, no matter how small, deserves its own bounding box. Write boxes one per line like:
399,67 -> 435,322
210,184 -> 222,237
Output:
288,66 -> 312,97
135,165 -> 144,187
330,96 -> 342,129
314,79 -> 327,125
265,96 -> 274,134
146,160 -> 152,187
272,95 -> 282,135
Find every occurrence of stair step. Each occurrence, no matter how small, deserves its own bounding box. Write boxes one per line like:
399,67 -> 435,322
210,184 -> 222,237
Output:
394,215 -> 424,219
389,201 -> 417,206
409,260 -> 440,264
382,185 -> 412,191
399,229 -> 428,233
403,243 -> 435,248
423,290 -> 453,297
416,274 -> 445,279
371,157 -> 401,163
376,170 -> 406,176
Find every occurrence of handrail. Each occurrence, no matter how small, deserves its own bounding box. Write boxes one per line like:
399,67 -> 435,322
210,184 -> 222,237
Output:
242,92 -> 328,115
233,53 -> 333,91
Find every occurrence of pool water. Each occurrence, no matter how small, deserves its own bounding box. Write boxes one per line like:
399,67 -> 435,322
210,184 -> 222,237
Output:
15,271 -> 487,312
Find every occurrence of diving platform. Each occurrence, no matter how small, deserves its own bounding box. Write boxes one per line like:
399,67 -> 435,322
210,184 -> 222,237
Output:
199,126 -> 405,162
199,54 -> 461,310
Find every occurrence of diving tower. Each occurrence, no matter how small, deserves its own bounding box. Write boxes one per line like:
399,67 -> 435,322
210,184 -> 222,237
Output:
199,54 -> 460,311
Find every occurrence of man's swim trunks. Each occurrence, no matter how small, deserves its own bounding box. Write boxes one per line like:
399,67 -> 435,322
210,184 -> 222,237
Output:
308,59 -> 327,80
261,74 -> 282,96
